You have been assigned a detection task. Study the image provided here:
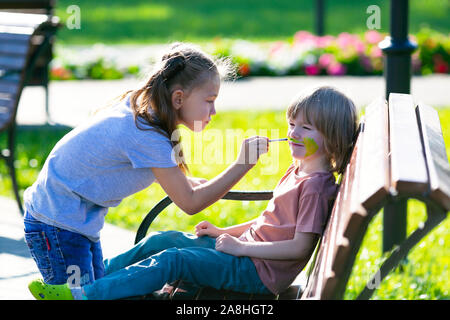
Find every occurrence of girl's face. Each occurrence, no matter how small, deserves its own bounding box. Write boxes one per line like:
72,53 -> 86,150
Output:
174,73 -> 220,132
287,112 -> 326,161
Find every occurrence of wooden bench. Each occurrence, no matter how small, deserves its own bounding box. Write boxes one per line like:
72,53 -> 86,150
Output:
0,9 -> 60,214
129,93 -> 449,300
0,0 -> 60,122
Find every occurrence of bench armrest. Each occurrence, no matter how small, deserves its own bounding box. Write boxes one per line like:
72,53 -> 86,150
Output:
134,190 -> 273,244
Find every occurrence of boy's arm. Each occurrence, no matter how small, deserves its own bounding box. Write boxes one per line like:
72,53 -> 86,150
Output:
195,218 -> 258,238
215,232 -> 319,261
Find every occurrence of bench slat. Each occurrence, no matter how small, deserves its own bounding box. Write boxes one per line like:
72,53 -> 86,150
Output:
0,42 -> 29,55
0,26 -> 34,37
302,126 -> 367,300
389,93 -> 428,195
0,97 -> 14,109
0,12 -> 49,28
333,133 -> 368,277
0,81 -> 20,95
327,133 -> 370,299
0,55 -> 27,70
416,103 -> 450,211
359,97 -> 390,210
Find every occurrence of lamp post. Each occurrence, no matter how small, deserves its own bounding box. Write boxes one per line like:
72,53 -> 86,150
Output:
379,0 -> 417,253
315,0 -> 324,36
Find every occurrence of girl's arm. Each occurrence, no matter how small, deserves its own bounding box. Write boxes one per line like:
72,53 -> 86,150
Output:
195,219 -> 258,238
215,232 -> 319,261
152,136 -> 268,215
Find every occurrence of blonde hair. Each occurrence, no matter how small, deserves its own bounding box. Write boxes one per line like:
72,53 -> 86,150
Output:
286,86 -> 359,175
120,42 -> 234,174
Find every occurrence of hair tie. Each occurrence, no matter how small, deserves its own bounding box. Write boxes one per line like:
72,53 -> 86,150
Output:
162,54 -> 186,82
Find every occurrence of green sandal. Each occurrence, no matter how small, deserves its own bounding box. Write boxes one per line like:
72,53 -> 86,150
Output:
28,279 -> 74,300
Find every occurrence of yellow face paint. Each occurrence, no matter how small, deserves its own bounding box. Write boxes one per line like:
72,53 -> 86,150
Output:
288,137 -> 319,156
303,137 -> 319,156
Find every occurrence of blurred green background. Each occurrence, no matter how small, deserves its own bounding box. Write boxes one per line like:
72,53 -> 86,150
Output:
55,0 -> 449,44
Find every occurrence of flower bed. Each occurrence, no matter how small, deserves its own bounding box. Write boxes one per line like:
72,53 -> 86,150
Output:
50,28 -> 449,80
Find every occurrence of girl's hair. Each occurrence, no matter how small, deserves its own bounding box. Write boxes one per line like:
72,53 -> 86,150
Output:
120,42 -> 233,174
286,86 -> 359,175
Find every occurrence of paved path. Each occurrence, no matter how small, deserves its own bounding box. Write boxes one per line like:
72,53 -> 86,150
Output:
1,74 -> 449,299
0,196 -> 135,300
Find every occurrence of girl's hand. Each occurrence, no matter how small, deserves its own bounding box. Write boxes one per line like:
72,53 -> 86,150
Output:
195,221 -> 223,238
236,136 -> 269,168
215,233 -> 246,257
188,177 -> 208,188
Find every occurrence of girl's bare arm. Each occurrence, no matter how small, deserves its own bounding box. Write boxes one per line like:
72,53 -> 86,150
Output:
152,136 -> 269,215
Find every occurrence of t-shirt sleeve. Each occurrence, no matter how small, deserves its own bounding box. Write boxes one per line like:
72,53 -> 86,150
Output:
125,128 -> 178,169
295,193 -> 330,236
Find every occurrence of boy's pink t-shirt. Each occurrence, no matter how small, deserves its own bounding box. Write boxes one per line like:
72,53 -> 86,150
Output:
239,165 -> 338,295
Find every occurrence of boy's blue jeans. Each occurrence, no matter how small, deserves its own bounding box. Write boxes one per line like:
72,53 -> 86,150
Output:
84,230 -> 272,300
23,210 -> 104,286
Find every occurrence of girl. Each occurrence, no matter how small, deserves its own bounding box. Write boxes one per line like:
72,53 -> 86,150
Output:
23,42 -> 269,287
28,85 -> 358,300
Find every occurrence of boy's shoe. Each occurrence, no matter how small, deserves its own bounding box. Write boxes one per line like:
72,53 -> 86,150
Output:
28,278 -> 74,300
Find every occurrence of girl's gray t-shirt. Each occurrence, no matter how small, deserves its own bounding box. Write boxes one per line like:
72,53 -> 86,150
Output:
23,96 -> 177,242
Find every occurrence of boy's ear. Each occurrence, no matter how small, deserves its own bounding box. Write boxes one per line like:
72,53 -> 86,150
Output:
171,89 -> 184,110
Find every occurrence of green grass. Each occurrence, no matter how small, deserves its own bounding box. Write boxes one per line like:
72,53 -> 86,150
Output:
54,0 -> 449,44
1,107 -> 449,299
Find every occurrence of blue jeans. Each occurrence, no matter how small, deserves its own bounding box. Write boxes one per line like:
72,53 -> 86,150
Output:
23,210 -> 104,286
84,230 -> 271,300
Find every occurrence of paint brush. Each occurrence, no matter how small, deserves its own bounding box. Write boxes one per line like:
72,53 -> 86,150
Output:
269,138 -> 288,142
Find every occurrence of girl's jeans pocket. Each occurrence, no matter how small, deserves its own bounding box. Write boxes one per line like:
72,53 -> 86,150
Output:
24,213 -> 104,285
24,231 -> 54,283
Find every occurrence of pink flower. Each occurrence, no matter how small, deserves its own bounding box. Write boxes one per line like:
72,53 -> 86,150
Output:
327,62 -> 346,76
355,39 -> 366,54
337,33 -> 365,53
294,30 -> 315,43
318,53 -> 335,68
305,64 -> 320,75
316,35 -> 334,48
370,46 -> 383,58
365,30 -> 383,45
337,32 -> 354,48
269,41 -> 285,56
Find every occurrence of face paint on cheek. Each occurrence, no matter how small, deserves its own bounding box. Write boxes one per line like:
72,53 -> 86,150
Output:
303,137 -> 319,156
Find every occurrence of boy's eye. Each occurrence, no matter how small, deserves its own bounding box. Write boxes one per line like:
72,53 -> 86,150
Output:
303,126 -> 311,130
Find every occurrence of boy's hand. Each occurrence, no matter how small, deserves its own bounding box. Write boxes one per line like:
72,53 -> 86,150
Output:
215,233 -> 245,257
195,221 -> 223,238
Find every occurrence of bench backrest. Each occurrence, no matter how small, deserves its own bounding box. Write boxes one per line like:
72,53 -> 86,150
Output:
0,0 -> 56,14
301,93 -> 450,299
0,11 -> 55,130
0,1 -> 59,88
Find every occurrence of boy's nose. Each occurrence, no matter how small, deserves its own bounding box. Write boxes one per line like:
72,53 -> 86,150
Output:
210,105 -> 216,116
289,131 -> 301,140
